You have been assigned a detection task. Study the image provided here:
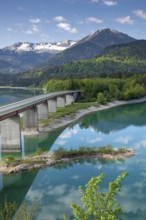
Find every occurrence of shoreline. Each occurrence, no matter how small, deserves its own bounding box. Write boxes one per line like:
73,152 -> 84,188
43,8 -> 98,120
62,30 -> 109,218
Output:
0,148 -> 135,174
31,96 -> 146,134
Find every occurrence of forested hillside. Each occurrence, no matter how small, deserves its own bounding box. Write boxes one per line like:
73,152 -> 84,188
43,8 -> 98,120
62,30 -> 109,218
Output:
7,40 -> 146,87
1,40 -> 146,87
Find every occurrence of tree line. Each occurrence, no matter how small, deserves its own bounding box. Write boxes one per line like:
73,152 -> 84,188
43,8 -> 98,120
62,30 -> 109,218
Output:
44,74 -> 146,102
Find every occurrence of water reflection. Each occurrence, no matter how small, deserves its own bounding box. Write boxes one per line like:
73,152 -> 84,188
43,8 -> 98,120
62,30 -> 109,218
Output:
0,101 -> 146,219
78,102 -> 146,134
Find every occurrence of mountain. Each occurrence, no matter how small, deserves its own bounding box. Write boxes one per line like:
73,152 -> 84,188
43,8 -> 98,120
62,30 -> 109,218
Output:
44,28 -> 136,67
0,40 -> 76,74
10,39 -> 146,87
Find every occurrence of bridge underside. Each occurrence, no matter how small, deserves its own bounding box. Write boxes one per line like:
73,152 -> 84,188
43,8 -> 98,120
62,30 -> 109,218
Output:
0,92 -> 78,152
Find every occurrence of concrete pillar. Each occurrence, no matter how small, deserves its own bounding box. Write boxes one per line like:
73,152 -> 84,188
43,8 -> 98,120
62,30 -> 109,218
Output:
57,96 -> 65,107
48,98 -> 57,112
73,92 -> 79,102
37,103 -> 48,119
66,94 -> 74,105
23,108 -> 38,129
0,116 -> 21,151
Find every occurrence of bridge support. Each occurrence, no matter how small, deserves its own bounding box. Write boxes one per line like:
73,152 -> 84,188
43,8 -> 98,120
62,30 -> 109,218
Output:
73,92 -> 79,102
48,98 -> 57,112
0,116 -> 21,151
66,94 -> 74,105
37,103 -> 48,119
57,96 -> 65,107
23,108 -> 38,130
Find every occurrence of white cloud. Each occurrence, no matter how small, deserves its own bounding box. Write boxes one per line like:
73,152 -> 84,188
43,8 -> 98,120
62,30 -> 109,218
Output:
91,0 -> 99,2
91,0 -> 117,6
60,128 -> 78,139
57,22 -> 78,33
133,9 -> 146,20
32,25 -> 39,32
71,175 -> 80,180
24,25 -> 40,34
29,18 -> 41,24
54,16 -> 66,22
56,140 -> 67,145
88,137 -> 103,143
6,27 -> 13,32
103,0 -> 117,6
114,136 -> 132,144
24,30 -> 33,34
86,17 -> 103,24
115,16 -> 134,24
135,139 -> 146,149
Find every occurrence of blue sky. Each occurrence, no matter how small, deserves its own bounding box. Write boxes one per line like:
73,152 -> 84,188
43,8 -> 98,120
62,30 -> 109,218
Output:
0,0 -> 146,48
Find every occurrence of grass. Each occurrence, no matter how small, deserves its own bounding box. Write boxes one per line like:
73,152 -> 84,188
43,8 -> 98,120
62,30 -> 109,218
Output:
53,145 -> 129,160
40,102 -> 99,127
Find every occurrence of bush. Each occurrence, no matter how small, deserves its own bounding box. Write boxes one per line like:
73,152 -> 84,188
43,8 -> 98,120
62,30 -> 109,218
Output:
35,148 -> 43,155
5,156 -> 15,167
65,172 -> 128,220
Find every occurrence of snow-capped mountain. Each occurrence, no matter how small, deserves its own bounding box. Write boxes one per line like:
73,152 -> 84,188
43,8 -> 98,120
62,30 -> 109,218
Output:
0,40 -> 77,74
44,28 -> 136,67
3,40 -> 77,54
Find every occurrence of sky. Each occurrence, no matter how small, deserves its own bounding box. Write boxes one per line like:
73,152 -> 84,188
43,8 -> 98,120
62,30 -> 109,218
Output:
0,0 -> 146,48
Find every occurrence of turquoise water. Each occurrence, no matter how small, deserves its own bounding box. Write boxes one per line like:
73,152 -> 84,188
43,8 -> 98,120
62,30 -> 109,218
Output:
1,89 -> 146,219
0,87 -> 43,106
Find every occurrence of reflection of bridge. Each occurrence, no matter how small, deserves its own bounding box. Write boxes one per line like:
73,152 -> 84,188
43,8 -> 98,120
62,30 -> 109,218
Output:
0,90 -> 79,151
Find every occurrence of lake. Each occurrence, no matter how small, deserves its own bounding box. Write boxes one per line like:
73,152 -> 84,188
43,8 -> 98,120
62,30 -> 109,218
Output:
0,88 -> 146,219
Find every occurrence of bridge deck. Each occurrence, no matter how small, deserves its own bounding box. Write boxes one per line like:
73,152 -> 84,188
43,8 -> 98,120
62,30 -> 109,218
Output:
0,90 -> 79,120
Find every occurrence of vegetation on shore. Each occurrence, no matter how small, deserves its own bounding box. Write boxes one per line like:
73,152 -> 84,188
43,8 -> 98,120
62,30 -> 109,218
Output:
53,145 -> 134,160
40,102 -> 99,127
44,75 -> 146,103
0,145 -> 134,174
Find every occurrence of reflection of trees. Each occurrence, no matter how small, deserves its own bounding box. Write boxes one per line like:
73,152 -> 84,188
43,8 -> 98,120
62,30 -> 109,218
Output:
0,170 -> 38,209
53,157 -> 122,170
77,102 -> 146,134
24,128 -> 65,155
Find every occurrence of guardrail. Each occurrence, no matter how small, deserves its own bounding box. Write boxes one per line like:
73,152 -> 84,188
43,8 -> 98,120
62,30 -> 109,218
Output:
0,90 -> 80,120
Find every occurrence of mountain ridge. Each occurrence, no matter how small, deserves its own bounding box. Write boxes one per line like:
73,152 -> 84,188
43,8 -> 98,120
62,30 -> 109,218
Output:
0,40 -> 77,74
43,28 -> 136,67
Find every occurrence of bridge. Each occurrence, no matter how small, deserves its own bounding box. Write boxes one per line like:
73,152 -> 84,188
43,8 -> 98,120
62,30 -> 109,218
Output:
0,90 -> 80,152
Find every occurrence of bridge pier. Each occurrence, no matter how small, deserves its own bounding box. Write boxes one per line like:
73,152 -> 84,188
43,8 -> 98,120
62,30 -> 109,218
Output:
66,94 -> 74,105
0,116 -> 21,151
48,98 -> 57,112
57,96 -> 65,107
23,108 -> 38,130
73,92 -> 79,102
37,103 -> 48,119
0,90 -> 80,152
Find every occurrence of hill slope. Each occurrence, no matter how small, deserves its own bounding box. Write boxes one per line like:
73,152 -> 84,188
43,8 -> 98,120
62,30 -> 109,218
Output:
44,28 -> 136,67
8,39 -> 146,87
0,40 -> 76,74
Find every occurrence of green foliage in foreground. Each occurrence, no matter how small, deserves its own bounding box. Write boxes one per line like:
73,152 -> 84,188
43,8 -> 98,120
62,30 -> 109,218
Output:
53,145 -> 128,160
0,198 -> 39,220
64,172 -> 128,220
0,197 -> 17,220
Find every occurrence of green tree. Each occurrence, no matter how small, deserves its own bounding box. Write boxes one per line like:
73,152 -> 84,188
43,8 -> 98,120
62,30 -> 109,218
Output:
97,92 -> 106,104
65,172 -> 127,220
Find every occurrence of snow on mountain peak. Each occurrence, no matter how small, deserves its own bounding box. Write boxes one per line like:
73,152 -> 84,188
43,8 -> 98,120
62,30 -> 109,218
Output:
3,40 -> 77,53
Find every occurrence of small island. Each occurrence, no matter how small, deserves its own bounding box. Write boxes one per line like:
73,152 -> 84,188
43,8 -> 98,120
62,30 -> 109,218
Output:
0,145 -> 135,174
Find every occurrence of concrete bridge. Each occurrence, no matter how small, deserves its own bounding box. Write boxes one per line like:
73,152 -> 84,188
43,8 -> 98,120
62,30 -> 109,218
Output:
0,90 -> 79,151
